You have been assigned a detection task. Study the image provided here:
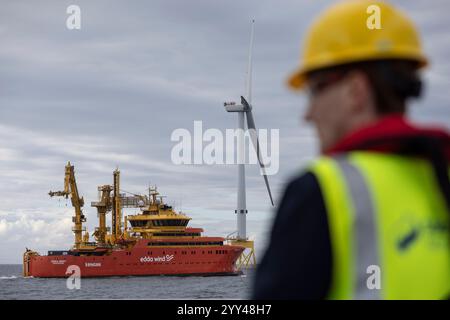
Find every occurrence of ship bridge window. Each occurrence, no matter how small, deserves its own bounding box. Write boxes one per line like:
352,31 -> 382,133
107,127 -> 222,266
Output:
148,241 -> 223,247
151,219 -> 189,227
129,220 -> 148,227
153,233 -> 200,237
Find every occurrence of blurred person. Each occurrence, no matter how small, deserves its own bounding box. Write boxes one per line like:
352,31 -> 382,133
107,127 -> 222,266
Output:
253,0 -> 449,299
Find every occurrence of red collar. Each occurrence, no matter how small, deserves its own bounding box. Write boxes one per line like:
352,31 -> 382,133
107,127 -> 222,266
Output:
325,115 -> 450,161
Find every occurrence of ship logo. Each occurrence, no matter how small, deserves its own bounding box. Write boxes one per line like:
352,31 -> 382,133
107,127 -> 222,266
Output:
140,254 -> 175,263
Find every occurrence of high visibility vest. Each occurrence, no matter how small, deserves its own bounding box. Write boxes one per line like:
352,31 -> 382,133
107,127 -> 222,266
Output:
310,151 -> 449,300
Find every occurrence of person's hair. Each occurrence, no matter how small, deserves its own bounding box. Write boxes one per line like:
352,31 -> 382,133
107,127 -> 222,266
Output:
307,59 -> 423,115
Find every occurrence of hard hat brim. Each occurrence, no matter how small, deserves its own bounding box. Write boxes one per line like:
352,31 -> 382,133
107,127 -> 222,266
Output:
288,69 -> 306,90
287,54 -> 428,91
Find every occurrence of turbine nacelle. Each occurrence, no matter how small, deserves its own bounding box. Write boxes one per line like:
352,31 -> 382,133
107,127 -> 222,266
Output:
224,101 -> 245,112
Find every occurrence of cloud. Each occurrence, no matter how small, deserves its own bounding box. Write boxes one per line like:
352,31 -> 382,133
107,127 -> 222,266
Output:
0,208 -> 74,263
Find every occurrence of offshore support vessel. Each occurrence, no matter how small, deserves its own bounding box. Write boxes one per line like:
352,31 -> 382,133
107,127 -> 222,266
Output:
23,162 -> 244,278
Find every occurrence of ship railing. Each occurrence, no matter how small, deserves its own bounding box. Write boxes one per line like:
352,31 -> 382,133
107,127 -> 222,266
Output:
225,231 -> 237,240
120,196 -> 148,208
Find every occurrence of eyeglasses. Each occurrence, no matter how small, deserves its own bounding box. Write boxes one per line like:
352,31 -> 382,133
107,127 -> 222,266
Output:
307,71 -> 348,98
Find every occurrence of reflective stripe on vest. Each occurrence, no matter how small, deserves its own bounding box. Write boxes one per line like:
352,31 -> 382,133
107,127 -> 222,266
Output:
311,152 -> 450,300
335,156 -> 381,299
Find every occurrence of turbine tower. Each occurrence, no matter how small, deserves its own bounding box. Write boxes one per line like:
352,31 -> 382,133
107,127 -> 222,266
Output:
223,20 -> 274,269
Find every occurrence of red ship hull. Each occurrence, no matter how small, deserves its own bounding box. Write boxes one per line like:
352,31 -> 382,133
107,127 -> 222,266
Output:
26,239 -> 244,278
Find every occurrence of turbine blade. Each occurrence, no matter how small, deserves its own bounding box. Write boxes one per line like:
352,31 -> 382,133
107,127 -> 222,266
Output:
241,96 -> 274,206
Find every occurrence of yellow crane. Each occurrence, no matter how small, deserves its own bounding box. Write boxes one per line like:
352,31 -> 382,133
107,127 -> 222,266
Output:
49,161 -> 86,249
91,185 -> 113,246
90,168 -> 148,246
50,163 -> 154,248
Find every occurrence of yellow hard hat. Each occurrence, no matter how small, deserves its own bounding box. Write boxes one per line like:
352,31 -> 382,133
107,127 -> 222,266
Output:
289,0 -> 428,89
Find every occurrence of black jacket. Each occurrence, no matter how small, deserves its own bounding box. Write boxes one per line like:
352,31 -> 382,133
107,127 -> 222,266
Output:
252,171 -> 332,299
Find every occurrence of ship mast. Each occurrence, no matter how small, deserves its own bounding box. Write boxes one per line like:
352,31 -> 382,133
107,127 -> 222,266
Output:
49,161 -> 86,249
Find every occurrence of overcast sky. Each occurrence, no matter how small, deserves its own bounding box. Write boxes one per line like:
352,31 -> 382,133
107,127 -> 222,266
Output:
0,0 -> 449,264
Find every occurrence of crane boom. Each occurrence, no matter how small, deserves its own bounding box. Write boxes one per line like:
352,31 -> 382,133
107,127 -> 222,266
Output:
49,161 -> 86,249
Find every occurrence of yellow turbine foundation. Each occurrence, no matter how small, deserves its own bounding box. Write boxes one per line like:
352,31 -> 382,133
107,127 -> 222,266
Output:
229,239 -> 256,270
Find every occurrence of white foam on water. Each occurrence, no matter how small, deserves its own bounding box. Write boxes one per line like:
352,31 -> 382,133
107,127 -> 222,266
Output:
0,275 -> 18,280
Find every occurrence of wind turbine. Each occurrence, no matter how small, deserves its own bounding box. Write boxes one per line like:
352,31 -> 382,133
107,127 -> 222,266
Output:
223,19 -> 274,269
